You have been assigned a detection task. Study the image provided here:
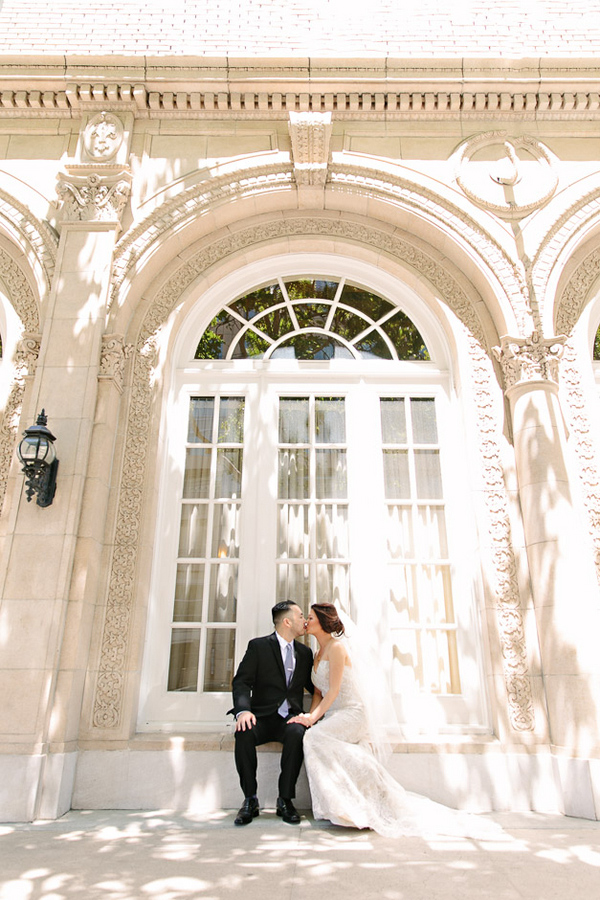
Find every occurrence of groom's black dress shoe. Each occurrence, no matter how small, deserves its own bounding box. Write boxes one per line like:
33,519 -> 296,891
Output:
276,797 -> 300,824
234,796 -> 259,825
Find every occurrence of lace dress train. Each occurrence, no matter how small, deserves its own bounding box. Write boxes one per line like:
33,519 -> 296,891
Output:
303,662 -> 500,839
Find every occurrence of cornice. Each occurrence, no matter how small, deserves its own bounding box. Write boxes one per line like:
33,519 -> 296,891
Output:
2,56 -> 600,119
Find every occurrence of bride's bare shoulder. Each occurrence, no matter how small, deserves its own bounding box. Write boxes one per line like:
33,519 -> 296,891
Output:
329,639 -> 350,665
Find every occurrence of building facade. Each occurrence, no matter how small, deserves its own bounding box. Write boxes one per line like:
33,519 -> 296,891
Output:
2,2 -> 600,822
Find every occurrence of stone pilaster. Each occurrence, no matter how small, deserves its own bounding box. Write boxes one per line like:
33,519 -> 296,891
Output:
0,111 -> 132,820
494,331 -> 600,765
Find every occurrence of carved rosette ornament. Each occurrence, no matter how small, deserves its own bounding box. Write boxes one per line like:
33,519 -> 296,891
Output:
99,334 -> 133,394
454,132 -> 558,220
288,111 -> 332,186
493,331 -> 566,391
56,168 -> 132,226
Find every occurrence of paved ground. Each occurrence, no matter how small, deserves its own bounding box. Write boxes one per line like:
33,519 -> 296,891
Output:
1,808 -> 600,899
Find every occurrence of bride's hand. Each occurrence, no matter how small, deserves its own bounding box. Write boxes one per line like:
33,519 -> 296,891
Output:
287,712 -> 314,727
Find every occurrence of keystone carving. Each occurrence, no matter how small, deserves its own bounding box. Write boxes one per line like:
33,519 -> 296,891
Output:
288,111 -> 332,186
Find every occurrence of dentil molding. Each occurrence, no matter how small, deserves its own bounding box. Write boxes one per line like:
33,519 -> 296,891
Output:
3,85 -> 600,120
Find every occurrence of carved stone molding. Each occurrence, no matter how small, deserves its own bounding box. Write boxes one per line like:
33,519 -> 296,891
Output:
559,340 -> 600,586
0,190 -> 57,292
493,330 -> 566,391
0,246 -> 41,333
111,160 -> 294,305
555,244 -> 600,337
92,215 -> 535,733
468,333 -> 536,731
98,333 -> 133,393
288,111 -> 332,185
0,250 -> 42,516
56,167 -> 132,226
4,85 -> 600,120
0,332 -> 41,514
111,160 -> 529,332
454,132 -> 558,219
328,162 -> 530,330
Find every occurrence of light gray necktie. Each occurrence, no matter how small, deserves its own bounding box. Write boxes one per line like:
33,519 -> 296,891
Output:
285,642 -> 294,685
278,642 -> 294,717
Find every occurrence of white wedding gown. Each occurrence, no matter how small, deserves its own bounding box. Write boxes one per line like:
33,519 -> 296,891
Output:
303,661 -> 500,839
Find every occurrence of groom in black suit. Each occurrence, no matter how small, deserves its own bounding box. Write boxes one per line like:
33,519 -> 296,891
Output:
231,601 -> 314,825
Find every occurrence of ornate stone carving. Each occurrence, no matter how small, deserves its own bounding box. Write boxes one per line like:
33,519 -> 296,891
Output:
92,340 -> 156,729
468,333 -> 536,731
93,216 -> 535,732
493,330 -> 566,390
56,168 -> 132,225
111,159 -> 530,333
556,244 -> 600,337
0,333 -> 41,515
0,247 -> 41,334
0,189 -> 58,292
98,333 -> 133,393
559,341 -> 600,586
288,111 -> 332,185
0,250 -> 41,517
83,112 -> 124,162
6,84 -> 600,119
454,132 -> 558,219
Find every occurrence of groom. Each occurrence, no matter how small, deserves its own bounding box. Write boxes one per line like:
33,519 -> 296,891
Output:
230,601 -> 314,825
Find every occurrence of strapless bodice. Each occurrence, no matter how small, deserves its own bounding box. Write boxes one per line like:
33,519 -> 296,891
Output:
311,660 -> 363,711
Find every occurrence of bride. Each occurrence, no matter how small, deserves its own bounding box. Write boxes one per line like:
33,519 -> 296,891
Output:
288,602 -> 500,838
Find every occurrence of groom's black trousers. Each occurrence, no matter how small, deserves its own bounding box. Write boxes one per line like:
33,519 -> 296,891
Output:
234,712 -> 307,800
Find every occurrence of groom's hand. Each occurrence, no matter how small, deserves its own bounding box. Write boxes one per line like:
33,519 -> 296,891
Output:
235,711 -> 256,732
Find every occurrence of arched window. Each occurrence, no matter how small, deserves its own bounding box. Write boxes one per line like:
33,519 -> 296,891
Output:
138,267 -> 488,735
195,279 -> 430,362
594,323 -> 600,360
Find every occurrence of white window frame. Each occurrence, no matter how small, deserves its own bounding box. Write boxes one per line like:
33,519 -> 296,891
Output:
137,255 -> 491,734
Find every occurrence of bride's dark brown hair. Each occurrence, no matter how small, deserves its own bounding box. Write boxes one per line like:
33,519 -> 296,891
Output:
311,603 -> 345,637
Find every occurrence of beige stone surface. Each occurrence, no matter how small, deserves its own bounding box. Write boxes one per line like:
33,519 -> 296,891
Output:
1,809 -> 600,900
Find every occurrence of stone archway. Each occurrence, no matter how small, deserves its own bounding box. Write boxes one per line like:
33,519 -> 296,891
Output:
91,215 -> 536,736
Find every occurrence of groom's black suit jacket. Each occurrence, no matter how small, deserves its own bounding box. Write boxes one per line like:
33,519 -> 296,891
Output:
231,632 -> 314,719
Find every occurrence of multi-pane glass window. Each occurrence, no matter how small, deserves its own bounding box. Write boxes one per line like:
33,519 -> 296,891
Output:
167,396 -> 245,693
276,396 -> 350,613
138,268 -> 494,733
195,279 -> 430,362
382,397 -> 460,695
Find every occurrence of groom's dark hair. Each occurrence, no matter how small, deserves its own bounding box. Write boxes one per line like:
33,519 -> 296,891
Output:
272,601 -> 301,626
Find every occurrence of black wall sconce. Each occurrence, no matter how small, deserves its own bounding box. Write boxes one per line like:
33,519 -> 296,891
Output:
16,409 -> 59,507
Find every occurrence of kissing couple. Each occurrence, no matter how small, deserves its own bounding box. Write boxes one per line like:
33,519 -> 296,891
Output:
230,599 -> 501,838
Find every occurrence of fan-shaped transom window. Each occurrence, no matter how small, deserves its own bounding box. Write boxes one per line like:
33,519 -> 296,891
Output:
195,278 -> 430,361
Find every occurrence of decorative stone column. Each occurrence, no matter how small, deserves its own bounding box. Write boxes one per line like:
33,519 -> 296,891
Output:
0,112 -> 132,821
494,331 -> 600,814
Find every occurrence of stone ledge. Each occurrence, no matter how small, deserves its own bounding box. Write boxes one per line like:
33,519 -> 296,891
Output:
74,731 -> 546,755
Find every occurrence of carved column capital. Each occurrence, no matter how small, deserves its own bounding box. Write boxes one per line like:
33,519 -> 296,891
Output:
288,111 -> 332,186
56,165 -> 132,227
15,333 -> 42,377
99,333 -> 133,393
493,330 -> 566,392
